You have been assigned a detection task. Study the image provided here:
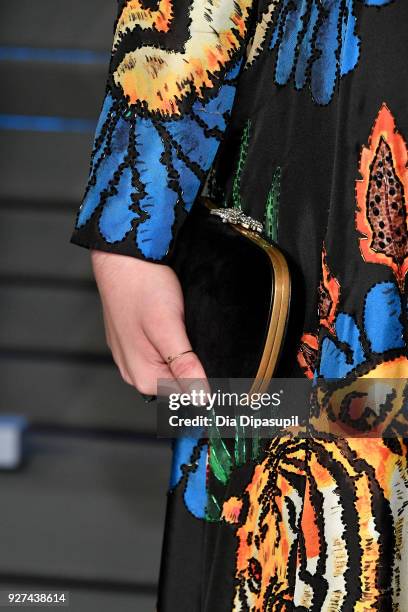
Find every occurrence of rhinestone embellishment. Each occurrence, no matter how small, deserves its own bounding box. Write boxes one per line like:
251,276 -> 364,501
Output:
210,207 -> 264,233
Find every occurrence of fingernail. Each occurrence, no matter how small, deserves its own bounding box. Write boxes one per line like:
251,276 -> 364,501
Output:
187,380 -> 210,406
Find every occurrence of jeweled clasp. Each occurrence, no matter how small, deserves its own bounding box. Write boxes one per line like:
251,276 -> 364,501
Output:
210,208 -> 263,234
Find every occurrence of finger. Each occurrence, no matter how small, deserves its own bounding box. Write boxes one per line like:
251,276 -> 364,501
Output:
169,352 -> 210,401
144,315 -> 209,395
119,328 -> 183,396
135,358 -> 183,396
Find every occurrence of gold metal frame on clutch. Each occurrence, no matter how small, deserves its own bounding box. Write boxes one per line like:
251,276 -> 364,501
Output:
203,198 -> 291,395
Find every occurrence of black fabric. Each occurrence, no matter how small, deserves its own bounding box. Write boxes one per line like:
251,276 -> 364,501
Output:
70,0 -> 408,609
214,1 -> 408,363
158,485 -> 205,612
158,3 -> 408,611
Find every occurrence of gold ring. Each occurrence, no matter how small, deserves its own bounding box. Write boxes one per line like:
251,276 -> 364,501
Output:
166,350 -> 194,365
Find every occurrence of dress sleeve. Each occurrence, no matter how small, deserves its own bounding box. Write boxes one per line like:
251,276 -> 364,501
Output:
71,0 -> 255,262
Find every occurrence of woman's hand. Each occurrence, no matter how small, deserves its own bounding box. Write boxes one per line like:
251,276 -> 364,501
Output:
91,250 -> 207,396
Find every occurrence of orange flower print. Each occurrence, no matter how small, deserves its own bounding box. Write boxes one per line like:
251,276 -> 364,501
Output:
355,103 -> 408,291
111,0 -> 253,116
297,244 -> 340,379
297,333 -> 319,379
318,244 -> 340,332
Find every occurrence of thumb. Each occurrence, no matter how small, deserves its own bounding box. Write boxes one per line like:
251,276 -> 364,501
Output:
145,310 -> 209,396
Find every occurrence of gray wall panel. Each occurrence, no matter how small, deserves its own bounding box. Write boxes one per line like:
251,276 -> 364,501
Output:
0,359 -> 152,432
0,286 -> 106,352
0,210 -> 92,281
0,1 -> 168,600
0,1 -> 116,52
0,62 -> 108,119
0,434 -> 170,583
0,585 -> 156,612
0,131 -> 92,204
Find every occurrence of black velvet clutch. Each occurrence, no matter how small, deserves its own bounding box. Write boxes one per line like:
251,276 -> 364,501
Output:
169,199 -> 291,392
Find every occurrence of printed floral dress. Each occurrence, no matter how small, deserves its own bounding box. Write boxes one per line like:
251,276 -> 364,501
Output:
71,1 -> 408,610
